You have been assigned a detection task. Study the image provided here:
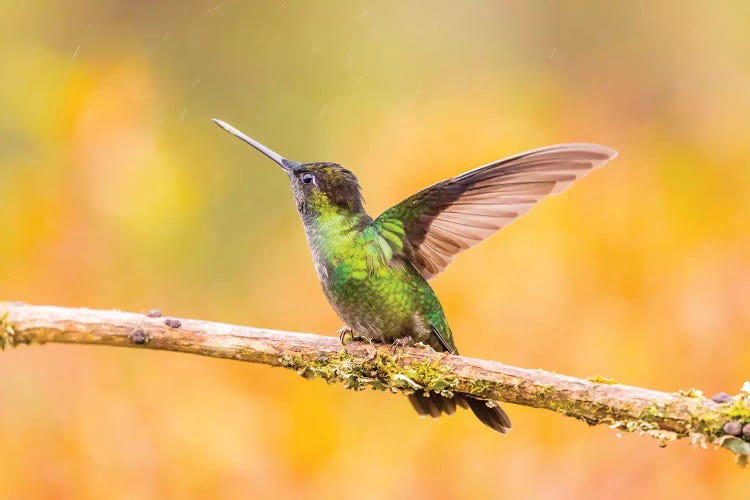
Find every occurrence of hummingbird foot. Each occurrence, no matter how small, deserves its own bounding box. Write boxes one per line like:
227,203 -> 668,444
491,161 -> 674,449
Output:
338,325 -> 354,344
390,336 -> 414,354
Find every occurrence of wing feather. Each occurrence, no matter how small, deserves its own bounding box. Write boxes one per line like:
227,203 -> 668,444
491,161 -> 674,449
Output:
372,143 -> 617,279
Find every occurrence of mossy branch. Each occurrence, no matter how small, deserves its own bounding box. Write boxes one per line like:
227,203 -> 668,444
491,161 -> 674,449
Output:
2,302 -> 749,465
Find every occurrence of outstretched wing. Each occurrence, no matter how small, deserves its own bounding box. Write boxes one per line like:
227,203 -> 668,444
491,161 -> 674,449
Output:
372,143 -> 617,280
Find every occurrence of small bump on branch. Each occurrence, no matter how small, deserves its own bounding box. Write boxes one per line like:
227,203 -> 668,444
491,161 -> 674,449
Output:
2,302 -> 749,466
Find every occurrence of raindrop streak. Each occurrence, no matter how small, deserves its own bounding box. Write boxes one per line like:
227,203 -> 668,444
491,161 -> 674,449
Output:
73,46 -> 80,58
203,4 -> 222,16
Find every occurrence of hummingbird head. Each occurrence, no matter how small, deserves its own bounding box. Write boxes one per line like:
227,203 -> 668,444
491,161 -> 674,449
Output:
213,119 -> 364,218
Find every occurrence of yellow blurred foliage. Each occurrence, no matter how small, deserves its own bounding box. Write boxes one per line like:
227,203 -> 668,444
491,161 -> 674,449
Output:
2,1 -> 750,498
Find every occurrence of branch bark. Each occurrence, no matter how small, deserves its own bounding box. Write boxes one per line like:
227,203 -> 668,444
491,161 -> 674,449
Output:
2,302 -> 749,464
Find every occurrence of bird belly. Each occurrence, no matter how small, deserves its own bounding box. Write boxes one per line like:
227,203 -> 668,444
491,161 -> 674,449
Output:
325,264 -> 437,345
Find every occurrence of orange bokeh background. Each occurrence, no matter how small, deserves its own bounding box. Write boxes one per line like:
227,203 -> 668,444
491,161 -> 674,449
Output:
2,2 -> 749,498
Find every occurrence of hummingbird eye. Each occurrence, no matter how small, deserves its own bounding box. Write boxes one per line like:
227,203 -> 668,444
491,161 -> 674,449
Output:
301,172 -> 314,185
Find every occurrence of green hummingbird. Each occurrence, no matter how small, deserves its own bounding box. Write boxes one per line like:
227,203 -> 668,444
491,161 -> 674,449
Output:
213,118 -> 617,434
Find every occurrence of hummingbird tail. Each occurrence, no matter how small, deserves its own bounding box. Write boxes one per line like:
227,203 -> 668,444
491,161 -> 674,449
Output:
408,390 -> 463,417
408,391 -> 511,435
463,396 -> 512,435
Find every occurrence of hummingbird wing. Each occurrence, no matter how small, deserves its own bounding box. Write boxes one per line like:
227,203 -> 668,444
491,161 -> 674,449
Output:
372,143 -> 617,280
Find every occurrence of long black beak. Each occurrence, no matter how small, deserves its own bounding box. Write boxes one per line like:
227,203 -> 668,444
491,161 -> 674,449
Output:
212,119 -> 299,171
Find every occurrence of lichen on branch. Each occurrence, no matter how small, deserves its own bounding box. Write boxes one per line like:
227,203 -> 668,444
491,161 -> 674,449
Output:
2,302 -> 749,466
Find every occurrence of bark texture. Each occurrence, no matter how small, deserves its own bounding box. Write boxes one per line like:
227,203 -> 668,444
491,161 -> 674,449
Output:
2,302 -> 749,464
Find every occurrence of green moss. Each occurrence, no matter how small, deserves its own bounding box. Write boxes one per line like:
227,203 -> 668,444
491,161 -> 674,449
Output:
624,420 -> 659,433
535,384 -> 555,402
0,308 -> 15,350
687,397 -> 750,440
639,402 -> 669,422
276,348 -> 474,401
726,397 -> 750,421
276,342 -> 750,464
676,388 -> 704,398
461,378 -> 494,397
587,375 -> 618,385
533,389 -> 605,426
694,414 -> 724,438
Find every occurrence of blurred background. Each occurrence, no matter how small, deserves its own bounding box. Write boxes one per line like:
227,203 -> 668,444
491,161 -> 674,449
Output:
2,1 -> 750,498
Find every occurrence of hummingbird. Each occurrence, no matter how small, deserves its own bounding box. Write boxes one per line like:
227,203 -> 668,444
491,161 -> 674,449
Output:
213,118 -> 617,434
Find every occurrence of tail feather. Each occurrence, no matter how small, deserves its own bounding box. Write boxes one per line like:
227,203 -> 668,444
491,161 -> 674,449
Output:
464,396 -> 512,434
408,391 -> 511,434
408,390 -> 460,417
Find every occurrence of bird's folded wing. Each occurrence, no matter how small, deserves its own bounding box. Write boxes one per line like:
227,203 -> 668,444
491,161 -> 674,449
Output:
371,143 -> 618,280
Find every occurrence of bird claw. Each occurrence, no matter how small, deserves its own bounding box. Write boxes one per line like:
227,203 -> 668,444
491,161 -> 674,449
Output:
390,336 -> 414,353
338,325 -> 354,344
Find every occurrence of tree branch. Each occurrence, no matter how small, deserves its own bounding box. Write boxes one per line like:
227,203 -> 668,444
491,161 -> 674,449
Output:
2,302 -> 749,465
